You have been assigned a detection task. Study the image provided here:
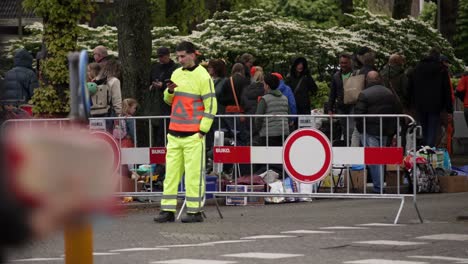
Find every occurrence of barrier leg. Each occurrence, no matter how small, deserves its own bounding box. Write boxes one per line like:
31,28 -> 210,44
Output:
64,222 -> 93,264
393,197 -> 405,224
213,195 -> 224,219
413,198 -> 424,224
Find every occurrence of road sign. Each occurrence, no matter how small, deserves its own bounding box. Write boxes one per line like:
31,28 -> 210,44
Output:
90,130 -> 121,174
283,128 -> 333,184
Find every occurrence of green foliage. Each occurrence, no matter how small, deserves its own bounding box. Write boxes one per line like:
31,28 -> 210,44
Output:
21,0 -> 93,114
312,81 -> 329,109
29,84 -> 70,116
454,0 -> 468,65
418,1 -> 436,28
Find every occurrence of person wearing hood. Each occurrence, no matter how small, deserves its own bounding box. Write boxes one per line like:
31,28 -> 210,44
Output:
380,54 -> 408,109
1,49 -> 39,104
255,74 -> 290,146
272,72 -> 297,128
408,48 -> 453,147
286,57 -> 318,117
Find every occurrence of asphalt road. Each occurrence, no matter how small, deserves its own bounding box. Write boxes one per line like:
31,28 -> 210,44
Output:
6,193 -> 468,264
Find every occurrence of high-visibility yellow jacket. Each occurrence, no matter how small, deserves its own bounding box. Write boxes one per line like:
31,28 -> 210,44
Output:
164,65 -> 217,134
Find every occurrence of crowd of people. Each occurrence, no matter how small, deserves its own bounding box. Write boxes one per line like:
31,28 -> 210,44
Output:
1,42 -> 468,213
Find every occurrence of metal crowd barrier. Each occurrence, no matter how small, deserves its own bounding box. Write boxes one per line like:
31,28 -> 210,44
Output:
2,113 -> 423,224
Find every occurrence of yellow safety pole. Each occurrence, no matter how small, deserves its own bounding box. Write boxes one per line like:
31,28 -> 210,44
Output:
64,222 -> 93,264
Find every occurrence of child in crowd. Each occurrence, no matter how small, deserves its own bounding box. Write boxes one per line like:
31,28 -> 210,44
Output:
87,62 -> 101,82
114,98 -> 138,148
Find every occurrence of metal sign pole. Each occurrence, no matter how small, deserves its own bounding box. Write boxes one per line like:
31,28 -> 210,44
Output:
64,50 -> 93,264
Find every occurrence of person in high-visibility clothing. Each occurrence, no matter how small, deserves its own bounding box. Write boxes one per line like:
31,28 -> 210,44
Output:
154,41 -> 217,223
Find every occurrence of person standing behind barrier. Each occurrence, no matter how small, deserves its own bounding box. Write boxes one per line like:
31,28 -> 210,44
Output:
408,48 -> 453,147
255,74 -> 290,146
90,59 -> 123,132
93,45 -> 111,66
206,59 -> 227,151
354,71 -> 401,193
328,53 -> 354,142
286,57 -> 318,124
242,66 -> 265,116
154,41 -> 217,223
237,53 -> 255,79
271,72 -> 297,131
456,69 -> 468,126
1,49 -> 39,105
380,54 -> 410,149
219,63 -> 250,144
146,47 -> 178,147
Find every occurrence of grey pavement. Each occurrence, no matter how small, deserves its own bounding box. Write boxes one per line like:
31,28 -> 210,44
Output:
6,193 -> 468,264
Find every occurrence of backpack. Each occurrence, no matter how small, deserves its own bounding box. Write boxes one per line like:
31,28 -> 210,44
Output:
90,78 -> 110,116
407,161 -> 440,193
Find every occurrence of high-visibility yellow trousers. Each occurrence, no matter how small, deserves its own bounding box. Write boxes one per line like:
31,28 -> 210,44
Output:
161,133 -> 205,213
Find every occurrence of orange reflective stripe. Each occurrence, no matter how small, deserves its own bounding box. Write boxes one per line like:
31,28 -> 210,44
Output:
169,92 -> 205,132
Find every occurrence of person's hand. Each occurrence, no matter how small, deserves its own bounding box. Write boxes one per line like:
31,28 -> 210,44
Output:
239,116 -> 246,123
328,111 -> 334,115
166,82 -> 177,93
289,121 -> 294,127
151,81 -> 163,90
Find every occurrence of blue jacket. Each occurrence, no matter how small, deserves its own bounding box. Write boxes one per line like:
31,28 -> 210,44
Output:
278,80 -> 297,120
1,49 -> 39,104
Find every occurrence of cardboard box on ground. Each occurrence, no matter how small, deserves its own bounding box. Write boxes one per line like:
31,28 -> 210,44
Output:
438,176 -> 468,193
226,185 -> 265,205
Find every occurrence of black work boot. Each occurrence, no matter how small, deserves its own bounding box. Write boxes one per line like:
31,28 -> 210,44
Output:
181,212 -> 203,223
154,211 -> 175,223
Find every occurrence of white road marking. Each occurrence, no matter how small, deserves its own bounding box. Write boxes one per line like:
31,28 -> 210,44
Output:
354,240 -> 427,246
12,258 -> 63,262
281,230 -> 334,234
240,235 -> 296,239
198,240 -> 255,246
357,223 -> 406,227
416,234 -> 468,241
344,259 -> 428,264
222,252 -> 304,259
60,252 -> 120,257
409,256 -> 468,262
160,243 -> 213,248
110,247 -> 169,252
320,226 -> 368,230
152,259 -> 237,264
93,252 -> 120,256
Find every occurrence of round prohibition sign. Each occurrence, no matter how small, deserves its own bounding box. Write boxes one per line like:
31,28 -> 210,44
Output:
283,128 -> 333,183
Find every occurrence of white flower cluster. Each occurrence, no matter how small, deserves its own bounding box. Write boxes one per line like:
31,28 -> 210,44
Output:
2,8 -> 463,75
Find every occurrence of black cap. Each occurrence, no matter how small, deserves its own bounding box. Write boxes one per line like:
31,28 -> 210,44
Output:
440,55 -> 450,63
157,47 -> 170,56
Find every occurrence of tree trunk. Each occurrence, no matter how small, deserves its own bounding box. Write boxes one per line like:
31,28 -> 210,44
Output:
392,0 -> 413,19
116,0 -> 152,100
439,0 -> 459,43
341,0 -> 354,13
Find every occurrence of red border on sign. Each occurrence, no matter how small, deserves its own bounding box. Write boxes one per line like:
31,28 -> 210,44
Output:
91,131 -> 121,174
283,129 -> 332,183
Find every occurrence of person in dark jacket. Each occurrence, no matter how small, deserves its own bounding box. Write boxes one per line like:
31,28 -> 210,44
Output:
272,72 -> 297,128
286,57 -> 318,117
241,66 -> 265,115
354,71 -> 401,193
1,49 -> 39,105
328,53 -> 353,141
408,48 -> 453,147
147,47 -> 179,146
219,63 -> 250,144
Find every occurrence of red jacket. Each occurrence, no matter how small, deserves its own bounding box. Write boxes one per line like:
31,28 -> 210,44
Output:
457,75 -> 468,107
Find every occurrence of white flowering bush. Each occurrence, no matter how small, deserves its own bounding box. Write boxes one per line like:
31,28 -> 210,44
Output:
3,8 -> 463,79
